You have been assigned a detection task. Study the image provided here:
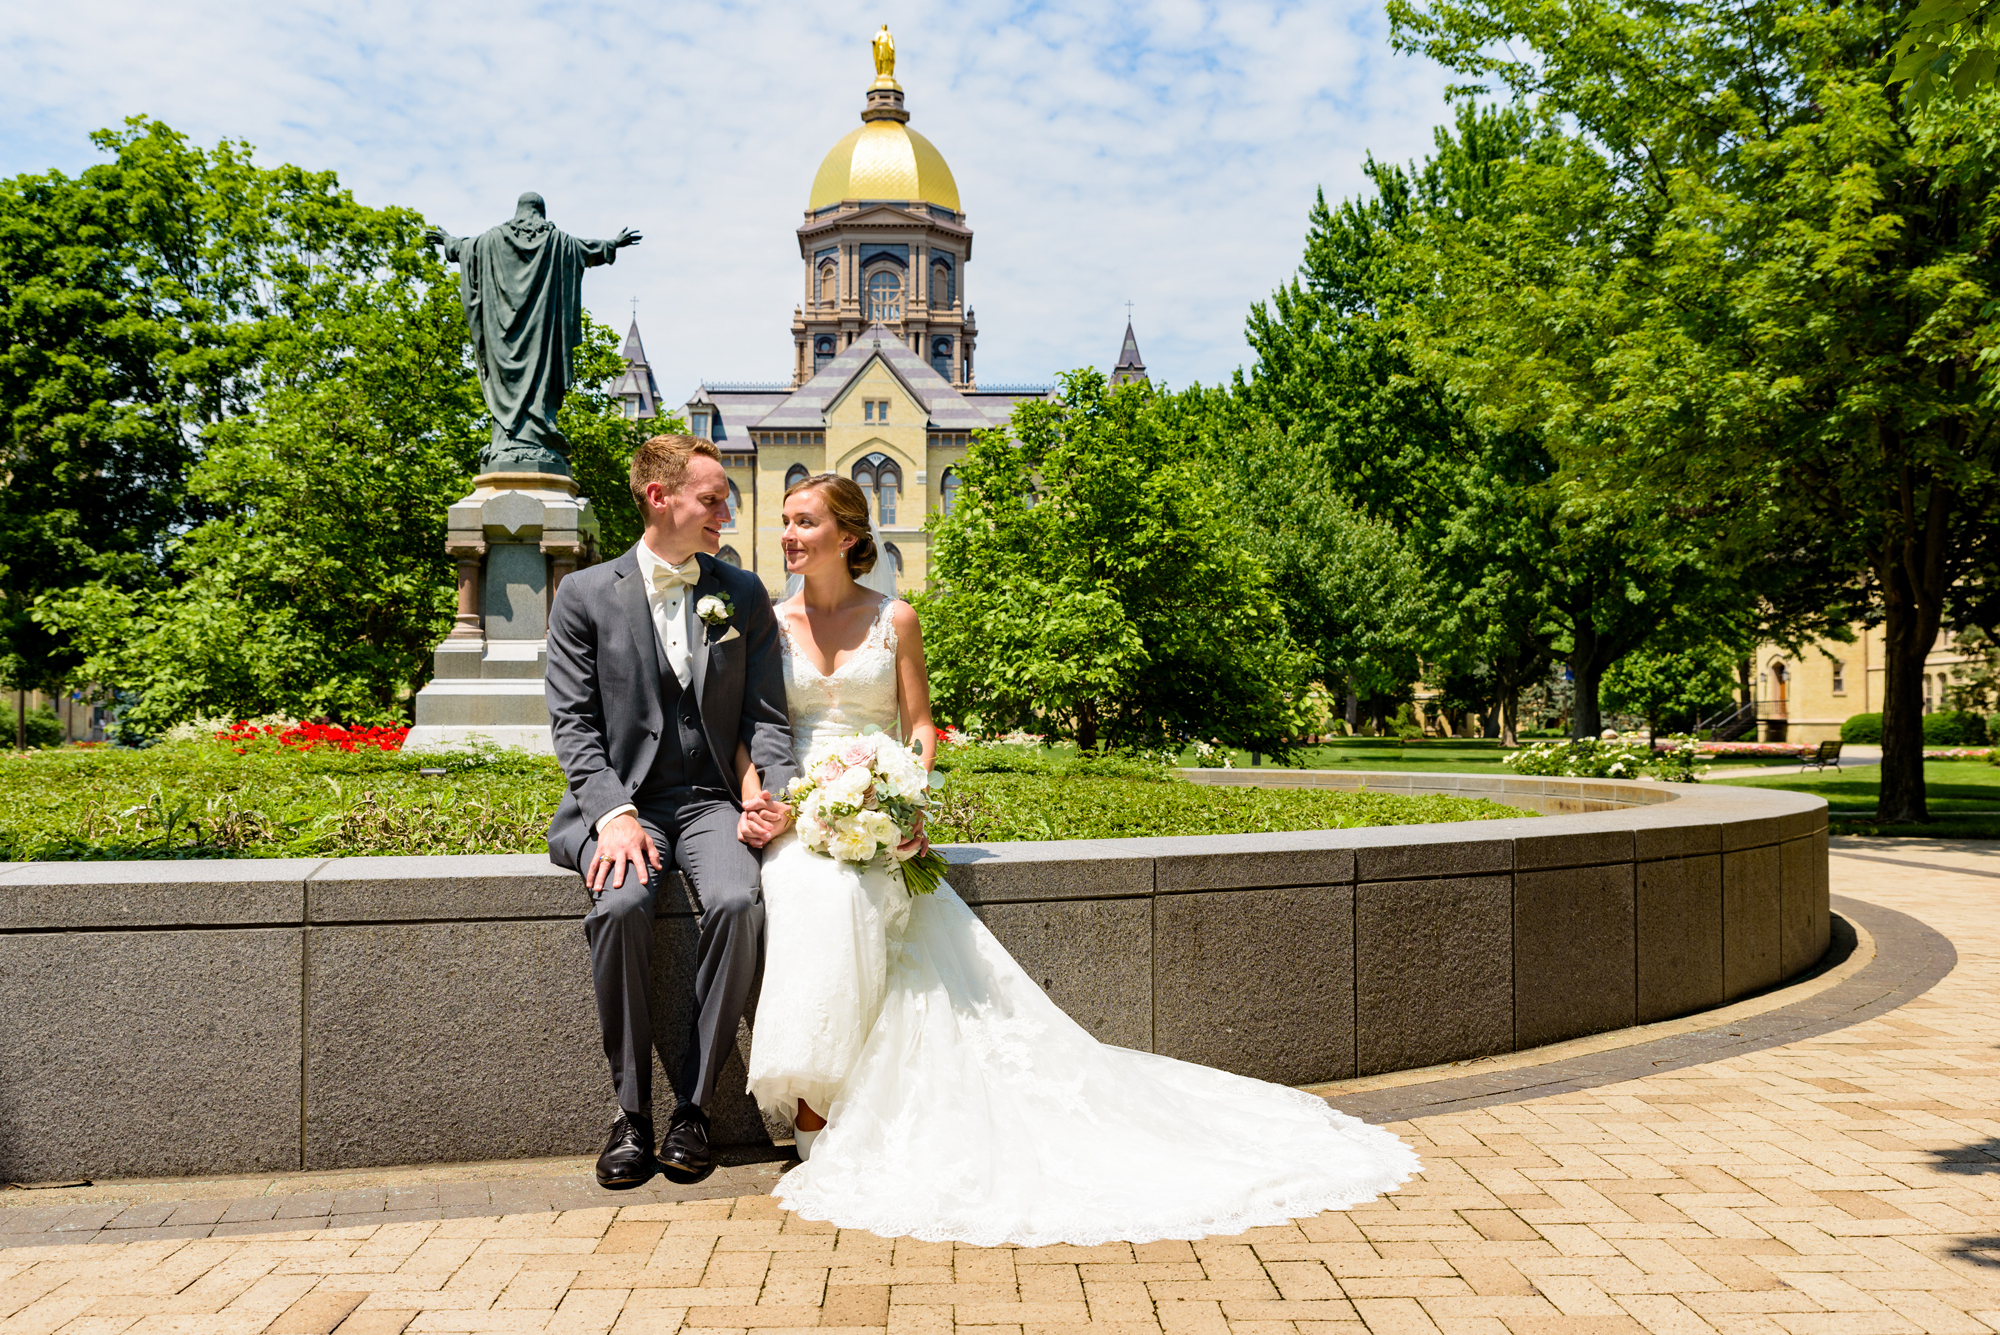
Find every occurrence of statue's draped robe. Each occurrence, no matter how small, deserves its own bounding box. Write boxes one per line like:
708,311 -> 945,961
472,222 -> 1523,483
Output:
444,216 -> 619,466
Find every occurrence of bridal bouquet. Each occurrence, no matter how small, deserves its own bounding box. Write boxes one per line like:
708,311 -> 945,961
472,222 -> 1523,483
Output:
784,728 -> 950,895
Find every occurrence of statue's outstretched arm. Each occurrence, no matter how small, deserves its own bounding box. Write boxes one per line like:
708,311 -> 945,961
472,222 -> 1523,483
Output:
579,228 -> 641,267
424,225 -> 467,261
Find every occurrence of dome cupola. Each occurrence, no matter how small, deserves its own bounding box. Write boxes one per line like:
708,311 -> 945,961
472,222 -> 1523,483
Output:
807,26 -> 961,214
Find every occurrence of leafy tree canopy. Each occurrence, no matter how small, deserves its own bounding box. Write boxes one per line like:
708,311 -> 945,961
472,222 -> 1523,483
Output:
919,371 -> 1314,754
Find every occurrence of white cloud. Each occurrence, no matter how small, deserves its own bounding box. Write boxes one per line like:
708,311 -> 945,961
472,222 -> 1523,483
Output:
0,0 -> 1454,393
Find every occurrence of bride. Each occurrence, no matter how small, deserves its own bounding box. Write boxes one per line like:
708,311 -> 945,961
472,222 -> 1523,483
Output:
736,474 -> 1418,1247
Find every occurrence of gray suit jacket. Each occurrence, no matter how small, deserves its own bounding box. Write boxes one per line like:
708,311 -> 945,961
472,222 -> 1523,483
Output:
544,544 -> 796,871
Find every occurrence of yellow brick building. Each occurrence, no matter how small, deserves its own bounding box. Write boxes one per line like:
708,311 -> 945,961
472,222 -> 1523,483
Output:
612,31 -> 1145,599
1751,627 -> 1984,743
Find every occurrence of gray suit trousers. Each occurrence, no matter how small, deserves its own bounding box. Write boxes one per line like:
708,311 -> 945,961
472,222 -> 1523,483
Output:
578,789 -> 763,1119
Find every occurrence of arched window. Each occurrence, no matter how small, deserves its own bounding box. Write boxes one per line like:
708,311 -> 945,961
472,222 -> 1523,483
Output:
718,545 -> 742,567
785,464 -> 810,492
867,270 -> 902,322
818,263 -> 837,306
884,542 -> 904,584
813,336 -> 835,374
851,452 -> 901,526
930,261 -> 950,309
939,468 -> 961,516
723,480 -> 741,529
931,336 -> 953,380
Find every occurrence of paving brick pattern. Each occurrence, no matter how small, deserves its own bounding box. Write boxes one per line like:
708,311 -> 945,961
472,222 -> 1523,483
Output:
4,837 -> 1997,1334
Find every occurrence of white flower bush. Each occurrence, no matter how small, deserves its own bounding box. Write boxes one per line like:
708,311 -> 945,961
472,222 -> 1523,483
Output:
1503,732 -> 1706,783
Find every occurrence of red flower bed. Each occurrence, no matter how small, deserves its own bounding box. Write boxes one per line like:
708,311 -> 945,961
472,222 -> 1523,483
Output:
216,720 -> 410,754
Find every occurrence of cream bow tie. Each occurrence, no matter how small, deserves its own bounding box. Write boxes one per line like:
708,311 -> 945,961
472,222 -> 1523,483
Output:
650,557 -> 700,592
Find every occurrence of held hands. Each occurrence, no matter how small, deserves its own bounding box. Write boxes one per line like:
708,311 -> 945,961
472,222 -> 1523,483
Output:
589,812 -> 661,894
737,791 -> 793,848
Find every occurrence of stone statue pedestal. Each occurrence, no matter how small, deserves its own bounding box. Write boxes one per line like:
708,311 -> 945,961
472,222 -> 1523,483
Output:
406,471 -> 600,753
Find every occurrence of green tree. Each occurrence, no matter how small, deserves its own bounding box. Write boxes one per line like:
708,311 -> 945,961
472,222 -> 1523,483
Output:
19,120 -> 501,731
35,189 -> 482,730
1892,0 -> 2000,106
0,118 -> 270,722
1389,0 -> 2000,820
919,371 -> 1314,753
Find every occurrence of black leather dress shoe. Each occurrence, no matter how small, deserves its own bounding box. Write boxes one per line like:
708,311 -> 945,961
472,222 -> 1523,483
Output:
594,1111 -> 657,1190
659,1104 -> 713,1182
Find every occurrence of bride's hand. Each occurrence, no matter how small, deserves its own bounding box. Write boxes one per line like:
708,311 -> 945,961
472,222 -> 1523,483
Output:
898,811 -> 929,858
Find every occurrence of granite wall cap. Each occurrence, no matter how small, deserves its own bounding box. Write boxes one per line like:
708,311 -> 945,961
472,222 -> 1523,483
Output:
1511,823 -> 1637,871
0,859 -> 323,931
939,843 -> 1153,903
1154,842 -> 1355,892
307,854 -> 584,923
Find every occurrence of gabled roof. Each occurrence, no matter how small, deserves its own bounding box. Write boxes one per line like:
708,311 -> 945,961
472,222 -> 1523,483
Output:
752,325 -> 1005,432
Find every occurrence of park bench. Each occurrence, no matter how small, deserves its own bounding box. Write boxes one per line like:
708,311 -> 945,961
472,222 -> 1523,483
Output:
1800,740 -> 1843,772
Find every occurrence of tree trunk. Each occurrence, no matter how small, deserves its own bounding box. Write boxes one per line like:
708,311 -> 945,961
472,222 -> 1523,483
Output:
15,693 -> 22,752
1344,690 -> 1359,734
1076,702 -> 1098,754
1500,688 -> 1520,748
1874,454 -> 1952,823
1877,592 -> 1942,824
1572,664 -> 1604,738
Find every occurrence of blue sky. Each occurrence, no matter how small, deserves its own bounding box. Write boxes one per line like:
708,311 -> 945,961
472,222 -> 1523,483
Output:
1,0 -> 1454,393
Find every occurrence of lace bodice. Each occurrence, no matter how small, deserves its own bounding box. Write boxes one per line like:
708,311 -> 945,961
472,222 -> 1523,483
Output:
779,598 -> 900,761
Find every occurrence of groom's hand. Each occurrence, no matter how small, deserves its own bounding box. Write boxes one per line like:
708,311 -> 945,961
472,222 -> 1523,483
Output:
590,813 -> 661,893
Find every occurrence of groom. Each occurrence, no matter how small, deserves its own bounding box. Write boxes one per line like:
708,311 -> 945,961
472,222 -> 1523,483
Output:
545,434 -> 795,1188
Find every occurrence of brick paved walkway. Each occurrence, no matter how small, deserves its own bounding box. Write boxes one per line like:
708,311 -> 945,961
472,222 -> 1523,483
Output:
4,837 -> 1996,1334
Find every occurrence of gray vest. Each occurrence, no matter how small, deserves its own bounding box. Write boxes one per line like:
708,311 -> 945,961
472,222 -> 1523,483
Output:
636,605 -> 728,798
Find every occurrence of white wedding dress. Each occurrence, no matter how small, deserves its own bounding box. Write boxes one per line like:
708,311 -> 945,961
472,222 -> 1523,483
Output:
745,599 -> 1420,1246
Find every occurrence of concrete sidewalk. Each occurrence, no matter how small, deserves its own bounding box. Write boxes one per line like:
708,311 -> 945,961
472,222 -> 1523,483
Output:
2,838 -> 1995,1334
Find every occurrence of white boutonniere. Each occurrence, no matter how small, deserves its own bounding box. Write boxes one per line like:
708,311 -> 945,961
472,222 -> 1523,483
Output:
696,593 -> 734,626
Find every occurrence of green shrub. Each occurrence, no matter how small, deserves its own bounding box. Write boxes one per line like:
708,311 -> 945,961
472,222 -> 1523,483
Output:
20,707 -> 64,750
0,736 -> 1537,861
1840,713 -> 1883,744
1924,710 -> 1989,746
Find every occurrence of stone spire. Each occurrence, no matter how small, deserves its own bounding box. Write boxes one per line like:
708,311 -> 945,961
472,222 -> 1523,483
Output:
1111,319 -> 1147,385
610,317 -> 661,418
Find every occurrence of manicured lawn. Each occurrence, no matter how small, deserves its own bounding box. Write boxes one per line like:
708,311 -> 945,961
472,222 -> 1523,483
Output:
1184,738 -> 1518,773
0,739 -> 1537,862
1716,760 -> 2000,837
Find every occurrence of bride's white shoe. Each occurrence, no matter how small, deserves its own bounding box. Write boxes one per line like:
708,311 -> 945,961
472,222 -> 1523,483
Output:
793,1127 -> 820,1162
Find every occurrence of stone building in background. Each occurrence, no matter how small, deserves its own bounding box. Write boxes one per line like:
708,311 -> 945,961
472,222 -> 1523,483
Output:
1746,628 -> 1985,744
612,31 -> 1144,598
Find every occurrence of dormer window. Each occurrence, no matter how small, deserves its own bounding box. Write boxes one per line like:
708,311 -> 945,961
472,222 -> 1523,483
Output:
864,399 -> 889,423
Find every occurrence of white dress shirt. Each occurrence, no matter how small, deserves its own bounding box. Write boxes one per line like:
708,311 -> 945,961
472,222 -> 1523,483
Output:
594,541 -> 702,837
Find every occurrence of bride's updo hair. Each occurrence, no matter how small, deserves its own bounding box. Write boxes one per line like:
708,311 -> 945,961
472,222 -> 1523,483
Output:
784,474 -> 878,578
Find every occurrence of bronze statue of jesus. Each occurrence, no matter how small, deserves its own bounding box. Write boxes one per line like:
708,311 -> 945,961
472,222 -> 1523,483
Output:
428,193 -> 641,476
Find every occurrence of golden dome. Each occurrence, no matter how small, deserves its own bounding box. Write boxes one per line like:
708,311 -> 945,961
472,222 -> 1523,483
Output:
808,121 -> 961,213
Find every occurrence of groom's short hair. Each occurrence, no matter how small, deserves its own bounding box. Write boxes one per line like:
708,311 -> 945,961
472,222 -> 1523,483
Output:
630,434 -> 723,507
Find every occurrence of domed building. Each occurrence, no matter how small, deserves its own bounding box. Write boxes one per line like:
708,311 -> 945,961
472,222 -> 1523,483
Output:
615,27 -> 1145,597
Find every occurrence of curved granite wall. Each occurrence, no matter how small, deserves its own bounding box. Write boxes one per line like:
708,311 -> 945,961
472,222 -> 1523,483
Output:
0,774 -> 1826,1181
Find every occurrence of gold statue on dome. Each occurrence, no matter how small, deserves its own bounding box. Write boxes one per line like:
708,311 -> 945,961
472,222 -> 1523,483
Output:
871,24 -> 898,87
